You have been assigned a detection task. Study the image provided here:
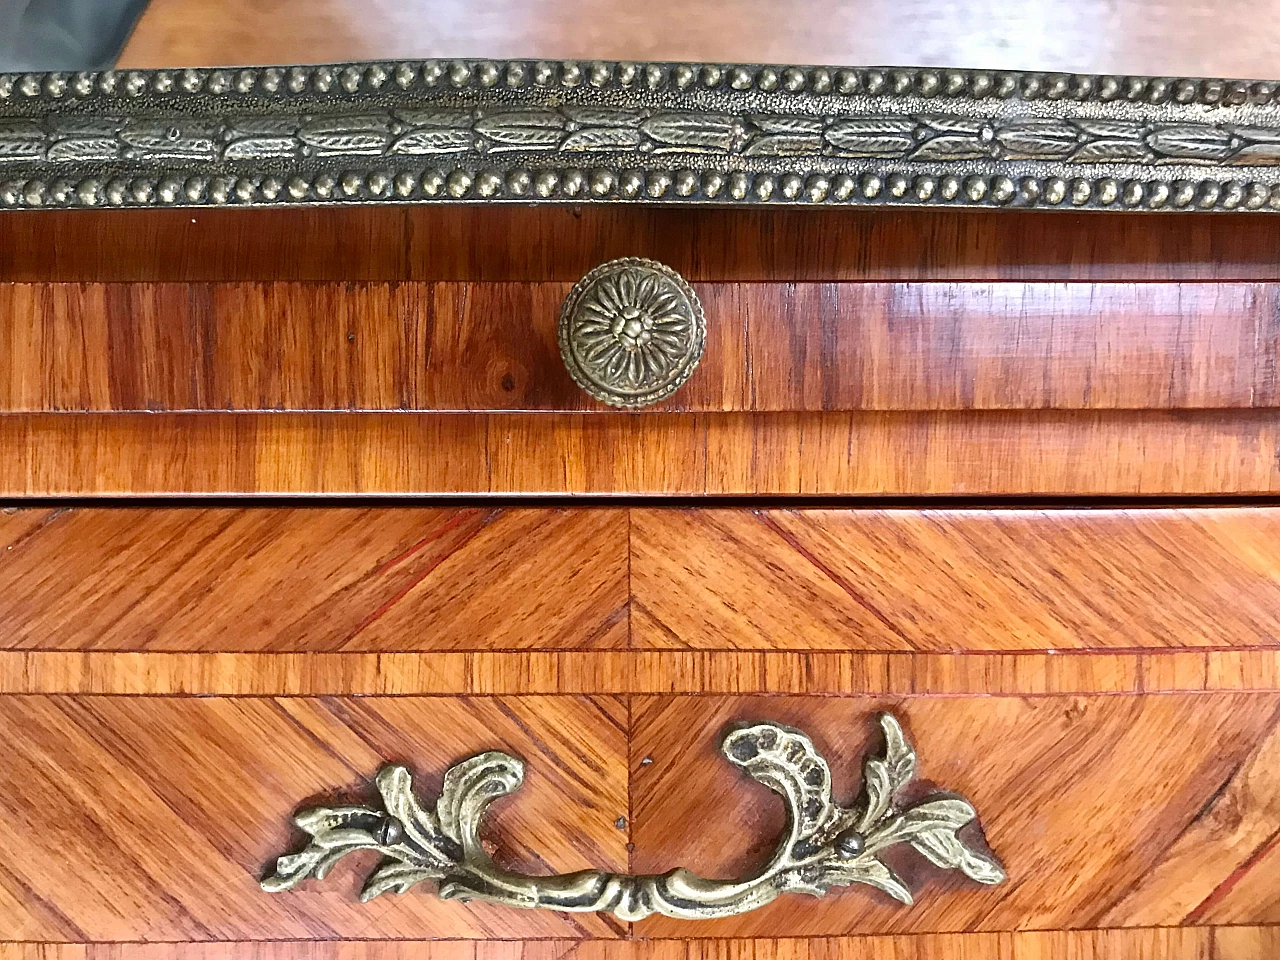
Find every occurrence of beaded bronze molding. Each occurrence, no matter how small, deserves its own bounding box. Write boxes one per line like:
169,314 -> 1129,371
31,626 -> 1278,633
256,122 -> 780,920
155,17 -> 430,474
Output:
261,713 -> 1005,920
6,60 -> 1280,210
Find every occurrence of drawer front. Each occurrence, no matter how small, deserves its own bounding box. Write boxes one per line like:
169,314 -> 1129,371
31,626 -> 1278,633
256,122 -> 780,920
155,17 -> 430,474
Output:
1,506 -> 1278,960
1,207 -> 1279,497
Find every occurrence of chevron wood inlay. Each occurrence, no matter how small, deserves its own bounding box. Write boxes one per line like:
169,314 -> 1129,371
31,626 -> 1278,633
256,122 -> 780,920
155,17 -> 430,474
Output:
0,508 -> 627,651
0,695 -> 628,942
4,507 -> 1280,657
629,694 -> 1280,938
631,508 -> 1280,651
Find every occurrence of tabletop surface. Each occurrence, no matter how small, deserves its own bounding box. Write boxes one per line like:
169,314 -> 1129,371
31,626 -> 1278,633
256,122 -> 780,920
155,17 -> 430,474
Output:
116,0 -> 1280,78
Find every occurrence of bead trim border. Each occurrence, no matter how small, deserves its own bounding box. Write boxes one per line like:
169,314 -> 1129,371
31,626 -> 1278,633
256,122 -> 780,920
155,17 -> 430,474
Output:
6,59 -> 1280,212
3,62 -> 1275,106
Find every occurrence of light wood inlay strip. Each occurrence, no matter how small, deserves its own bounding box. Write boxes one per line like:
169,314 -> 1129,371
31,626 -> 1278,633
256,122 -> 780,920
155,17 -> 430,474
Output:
2,650 -> 1279,695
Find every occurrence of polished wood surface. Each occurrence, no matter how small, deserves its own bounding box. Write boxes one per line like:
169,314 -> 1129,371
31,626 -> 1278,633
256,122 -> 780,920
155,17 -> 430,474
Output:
116,0 -> 1280,83
3,507 -> 1279,952
1,691 -> 1277,945
9,208 -> 1280,284
632,508 -> 1280,650
2,281 -> 1274,413
0,695 -> 628,941
4,506 -> 1277,654
629,695 -> 1280,937
0,508 -> 626,651
4,202 -> 1279,494
0,929 -> 1267,959
0,411 -> 1274,495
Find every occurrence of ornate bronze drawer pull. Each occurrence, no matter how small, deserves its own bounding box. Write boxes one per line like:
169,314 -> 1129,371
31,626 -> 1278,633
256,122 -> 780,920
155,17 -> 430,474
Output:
559,258 -> 706,407
262,713 -> 1004,920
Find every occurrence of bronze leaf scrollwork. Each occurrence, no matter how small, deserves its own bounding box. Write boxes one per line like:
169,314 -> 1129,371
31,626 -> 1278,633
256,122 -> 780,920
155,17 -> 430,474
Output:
261,713 -> 1005,920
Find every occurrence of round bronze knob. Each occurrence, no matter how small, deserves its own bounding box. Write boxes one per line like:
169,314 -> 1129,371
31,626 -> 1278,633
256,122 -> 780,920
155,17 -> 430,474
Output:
558,257 -> 705,408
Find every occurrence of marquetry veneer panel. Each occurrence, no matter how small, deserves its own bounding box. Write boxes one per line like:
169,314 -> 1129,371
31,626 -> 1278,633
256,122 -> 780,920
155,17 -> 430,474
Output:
0,508 -> 626,651
0,695 -> 627,942
631,507 -> 1280,651
630,694 -> 1280,938
6,506 -> 1278,654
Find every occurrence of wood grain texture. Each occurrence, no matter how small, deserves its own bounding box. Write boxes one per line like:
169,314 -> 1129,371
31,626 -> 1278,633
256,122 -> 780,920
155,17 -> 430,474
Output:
632,508 -> 1280,651
0,928 -> 1254,959
0,928 -> 1258,959
0,507 -> 627,651
629,694 -> 1280,937
115,0 -> 1280,81
2,282 -> 1275,413
13,208 -> 1280,284
0,410 -> 1275,495
6,505 -> 1278,654
0,695 -> 628,942
5,648 -> 1280,695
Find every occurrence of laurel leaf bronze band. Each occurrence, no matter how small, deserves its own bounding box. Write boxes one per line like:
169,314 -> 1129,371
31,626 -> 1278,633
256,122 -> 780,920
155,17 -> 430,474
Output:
261,713 -> 1005,921
6,60 -> 1280,210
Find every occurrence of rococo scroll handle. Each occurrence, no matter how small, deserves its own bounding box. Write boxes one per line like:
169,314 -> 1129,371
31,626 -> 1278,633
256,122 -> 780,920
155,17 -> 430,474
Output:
261,713 -> 1005,920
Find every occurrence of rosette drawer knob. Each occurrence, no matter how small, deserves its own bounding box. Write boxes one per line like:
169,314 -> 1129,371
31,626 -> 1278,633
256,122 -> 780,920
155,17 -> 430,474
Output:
558,257 -> 706,408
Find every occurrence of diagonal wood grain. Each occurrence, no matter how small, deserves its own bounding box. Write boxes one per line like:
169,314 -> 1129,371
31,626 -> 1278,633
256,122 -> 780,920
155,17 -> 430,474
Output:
0,282 -> 1274,413
1098,712 -> 1280,926
629,693 -> 1280,938
0,410 -> 1276,495
631,508 -> 1280,651
0,508 -> 627,651
0,695 -> 627,942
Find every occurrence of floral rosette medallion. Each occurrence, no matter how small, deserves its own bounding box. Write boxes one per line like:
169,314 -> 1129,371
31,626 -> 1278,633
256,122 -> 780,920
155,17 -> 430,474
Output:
558,257 -> 706,408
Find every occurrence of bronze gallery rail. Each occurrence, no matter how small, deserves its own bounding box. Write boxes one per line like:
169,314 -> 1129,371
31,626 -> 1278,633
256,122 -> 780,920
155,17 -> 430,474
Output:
261,713 -> 1004,921
3,61 -> 1280,211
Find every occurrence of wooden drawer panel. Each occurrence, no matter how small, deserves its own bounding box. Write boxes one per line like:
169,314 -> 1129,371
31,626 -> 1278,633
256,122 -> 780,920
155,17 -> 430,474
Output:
1,207 -> 1279,497
3,506 -> 1277,655
0,282 -> 1274,414
630,694 -> 1280,937
0,690 -> 1277,948
0,695 -> 628,941
0,507 -> 627,651
1,505 -> 1277,958
632,508 -> 1280,651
